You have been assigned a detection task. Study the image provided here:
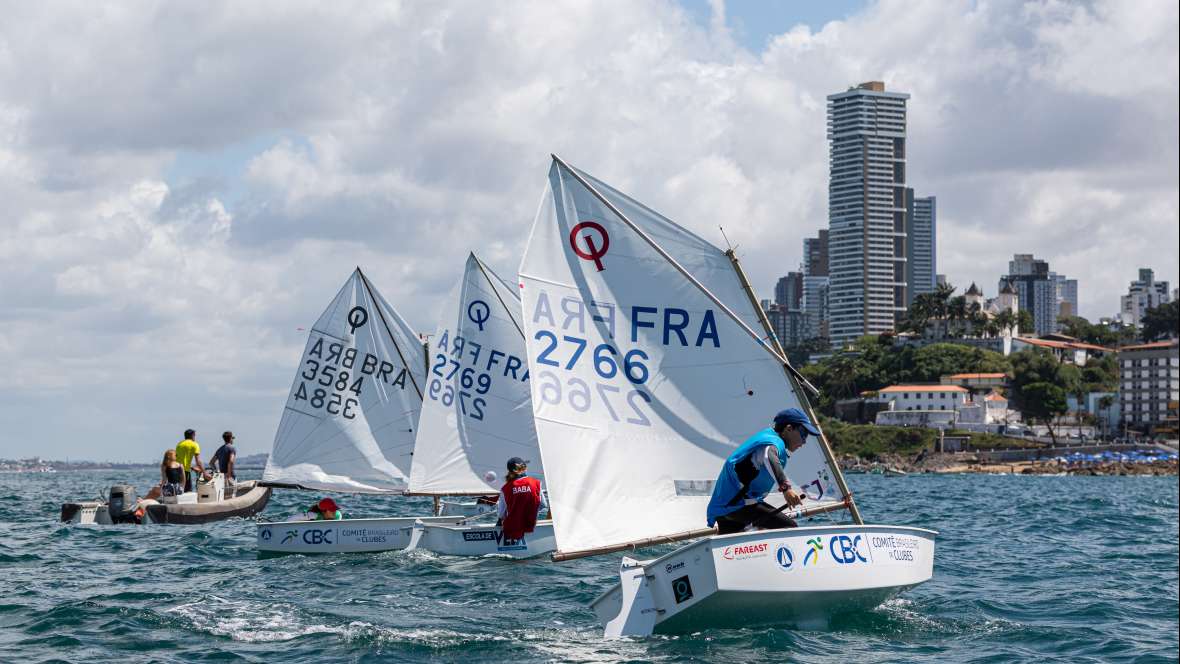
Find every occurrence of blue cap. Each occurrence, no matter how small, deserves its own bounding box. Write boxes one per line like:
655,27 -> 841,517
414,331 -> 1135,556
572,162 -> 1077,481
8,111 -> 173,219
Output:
506,456 -> 529,471
773,408 -> 821,436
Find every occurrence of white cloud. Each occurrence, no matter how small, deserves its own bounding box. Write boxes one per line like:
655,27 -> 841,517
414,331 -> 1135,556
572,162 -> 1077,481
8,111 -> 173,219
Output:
0,0 -> 1176,459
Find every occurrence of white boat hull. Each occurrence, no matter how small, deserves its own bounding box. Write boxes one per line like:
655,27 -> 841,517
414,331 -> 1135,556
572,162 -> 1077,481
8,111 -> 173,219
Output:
407,519 -> 556,559
591,524 -> 936,636
60,501 -> 110,524
256,515 -> 465,555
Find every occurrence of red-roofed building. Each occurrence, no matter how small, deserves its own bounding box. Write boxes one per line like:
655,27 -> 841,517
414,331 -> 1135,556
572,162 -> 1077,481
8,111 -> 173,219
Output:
940,372 -> 1008,391
1011,336 -> 1113,366
876,384 -> 969,418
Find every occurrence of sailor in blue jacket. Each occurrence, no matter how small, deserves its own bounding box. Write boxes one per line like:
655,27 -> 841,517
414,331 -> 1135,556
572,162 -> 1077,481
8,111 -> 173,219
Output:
706,408 -> 820,534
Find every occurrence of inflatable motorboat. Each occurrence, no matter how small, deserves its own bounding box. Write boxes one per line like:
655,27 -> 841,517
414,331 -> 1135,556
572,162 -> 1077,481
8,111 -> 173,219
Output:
60,474 -> 270,525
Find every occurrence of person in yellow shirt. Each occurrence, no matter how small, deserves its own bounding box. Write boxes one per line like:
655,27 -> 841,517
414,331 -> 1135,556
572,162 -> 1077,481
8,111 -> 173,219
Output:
174,429 -> 208,493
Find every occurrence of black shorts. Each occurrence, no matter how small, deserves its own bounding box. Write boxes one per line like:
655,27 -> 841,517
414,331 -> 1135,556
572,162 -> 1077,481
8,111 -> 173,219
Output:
715,502 -> 797,535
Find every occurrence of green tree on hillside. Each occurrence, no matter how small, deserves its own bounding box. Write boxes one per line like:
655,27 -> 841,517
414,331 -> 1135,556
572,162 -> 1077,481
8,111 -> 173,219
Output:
1020,382 -> 1069,444
1141,300 -> 1180,342
901,343 -> 1011,384
1080,353 -> 1118,392
994,309 -> 1018,336
1009,348 -> 1081,445
1016,310 -> 1035,336
1058,315 -> 1117,347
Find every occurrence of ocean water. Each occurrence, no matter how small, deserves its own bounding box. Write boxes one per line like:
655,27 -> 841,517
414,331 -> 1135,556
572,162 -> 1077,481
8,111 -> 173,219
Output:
1,471 -> 1176,663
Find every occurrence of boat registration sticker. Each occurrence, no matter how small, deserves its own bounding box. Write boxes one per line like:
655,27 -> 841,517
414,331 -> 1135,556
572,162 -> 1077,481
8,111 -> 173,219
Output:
671,575 -> 694,604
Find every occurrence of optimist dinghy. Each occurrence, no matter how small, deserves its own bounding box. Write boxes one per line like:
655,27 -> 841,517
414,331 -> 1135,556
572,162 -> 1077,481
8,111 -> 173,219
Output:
256,268 -> 463,555
403,253 -> 554,559
518,156 -> 936,636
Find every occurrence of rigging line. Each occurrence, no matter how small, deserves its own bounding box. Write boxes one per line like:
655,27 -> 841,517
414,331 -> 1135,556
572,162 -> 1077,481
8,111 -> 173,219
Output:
357,267 -> 424,400
471,253 -> 526,340
725,248 -> 863,525
267,275 -> 365,467
550,154 -> 818,397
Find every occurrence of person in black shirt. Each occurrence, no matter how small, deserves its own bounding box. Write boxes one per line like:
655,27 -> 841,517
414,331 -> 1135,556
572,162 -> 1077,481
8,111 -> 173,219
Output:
210,431 -> 237,483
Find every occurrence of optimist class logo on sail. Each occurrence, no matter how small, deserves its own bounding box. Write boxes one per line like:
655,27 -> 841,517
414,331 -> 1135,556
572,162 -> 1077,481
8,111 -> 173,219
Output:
569,221 -> 609,271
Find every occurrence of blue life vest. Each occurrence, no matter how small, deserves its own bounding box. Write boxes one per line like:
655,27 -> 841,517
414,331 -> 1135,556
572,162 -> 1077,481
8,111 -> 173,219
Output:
706,428 -> 788,526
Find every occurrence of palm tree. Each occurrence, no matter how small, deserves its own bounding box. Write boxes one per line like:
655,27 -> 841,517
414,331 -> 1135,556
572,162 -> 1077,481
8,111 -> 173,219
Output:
826,355 -> 862,400
947,296 -> 968,338
924,284 -> 953,338
982,317 -> 1001,338
995,309 -> 1017,337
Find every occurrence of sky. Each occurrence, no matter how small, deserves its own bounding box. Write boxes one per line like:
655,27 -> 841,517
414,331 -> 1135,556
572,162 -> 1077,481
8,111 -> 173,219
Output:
1,0 -> 1177,461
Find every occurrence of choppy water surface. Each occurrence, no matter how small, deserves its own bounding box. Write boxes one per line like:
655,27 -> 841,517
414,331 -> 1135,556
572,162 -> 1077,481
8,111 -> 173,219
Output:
1,471 -> 1176,663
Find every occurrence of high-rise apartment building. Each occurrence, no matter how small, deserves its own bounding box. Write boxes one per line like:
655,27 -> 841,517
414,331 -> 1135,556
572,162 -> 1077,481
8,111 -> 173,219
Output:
1000,254 -> 1077,336
1120,268 -> 1172,326
1054,274 -> 1078,320
1119,339 -> 1179,434
907,194 -> 936,305
775,273 -> 804,310
803,230 -> 829,277
802,276 -> 830,341
826,81 -> 910,347
771,272 -> 807,347
801,231 -> 831,344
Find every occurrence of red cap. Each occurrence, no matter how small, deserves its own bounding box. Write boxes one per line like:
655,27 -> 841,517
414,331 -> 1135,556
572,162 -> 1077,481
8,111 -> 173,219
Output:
318,497 -> 338,512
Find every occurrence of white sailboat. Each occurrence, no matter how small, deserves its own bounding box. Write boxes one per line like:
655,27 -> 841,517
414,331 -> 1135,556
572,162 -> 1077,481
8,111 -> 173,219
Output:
256,268 -> 464,555
403,253 -> 555,558
518,156 -> 936,636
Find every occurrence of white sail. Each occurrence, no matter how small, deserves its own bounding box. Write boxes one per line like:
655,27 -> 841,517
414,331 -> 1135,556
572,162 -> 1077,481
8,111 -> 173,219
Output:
408,253 -> 542,495
518,158 -> 841,556
263,268 -> 426,493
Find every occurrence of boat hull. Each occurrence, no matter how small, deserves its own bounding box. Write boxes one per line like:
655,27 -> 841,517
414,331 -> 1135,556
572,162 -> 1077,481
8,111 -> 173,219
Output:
255,515 -> 466,555
591,524 -> 936,636
60,481 -> 271,525
407,519 -> 556,559
142,482 -> 271,524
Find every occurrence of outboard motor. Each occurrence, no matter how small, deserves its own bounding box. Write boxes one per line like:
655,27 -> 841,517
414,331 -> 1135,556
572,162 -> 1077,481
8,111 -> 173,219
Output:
108,484 -> 139,523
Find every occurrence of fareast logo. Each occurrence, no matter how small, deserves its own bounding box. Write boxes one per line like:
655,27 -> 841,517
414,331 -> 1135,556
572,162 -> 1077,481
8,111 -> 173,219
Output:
722,542 -> 769,561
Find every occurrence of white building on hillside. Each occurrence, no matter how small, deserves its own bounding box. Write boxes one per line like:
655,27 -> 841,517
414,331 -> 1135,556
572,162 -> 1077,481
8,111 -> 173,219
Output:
878,384 -> 970,412
958,392 -> 1020,426
874,384 -> 1021,431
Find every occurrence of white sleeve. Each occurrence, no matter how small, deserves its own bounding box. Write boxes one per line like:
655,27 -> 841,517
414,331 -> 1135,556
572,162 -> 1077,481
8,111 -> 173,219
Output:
758,446 -> 789,487
496,492 -> 507,519
757,446 -> 775,476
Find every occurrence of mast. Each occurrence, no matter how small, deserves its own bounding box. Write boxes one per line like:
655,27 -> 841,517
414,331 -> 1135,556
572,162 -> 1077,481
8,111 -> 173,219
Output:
551,155 -> 819,396
404,256 -> 534,498
724,249 -> 863,525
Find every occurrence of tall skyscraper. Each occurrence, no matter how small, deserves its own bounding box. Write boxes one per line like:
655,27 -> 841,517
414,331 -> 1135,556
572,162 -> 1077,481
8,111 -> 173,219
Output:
1000,254 -> 1077,336
1120,268 -> 1172,326
826,81 -> 910,347
907,194 -> 936,305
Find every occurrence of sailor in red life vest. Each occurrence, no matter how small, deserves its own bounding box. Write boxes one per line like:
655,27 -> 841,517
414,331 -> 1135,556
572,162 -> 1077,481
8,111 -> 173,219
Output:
496,457 -> 544,542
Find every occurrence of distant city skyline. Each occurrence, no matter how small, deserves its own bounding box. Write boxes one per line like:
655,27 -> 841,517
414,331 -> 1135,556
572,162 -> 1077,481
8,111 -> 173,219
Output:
1,1 -> 1175,460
